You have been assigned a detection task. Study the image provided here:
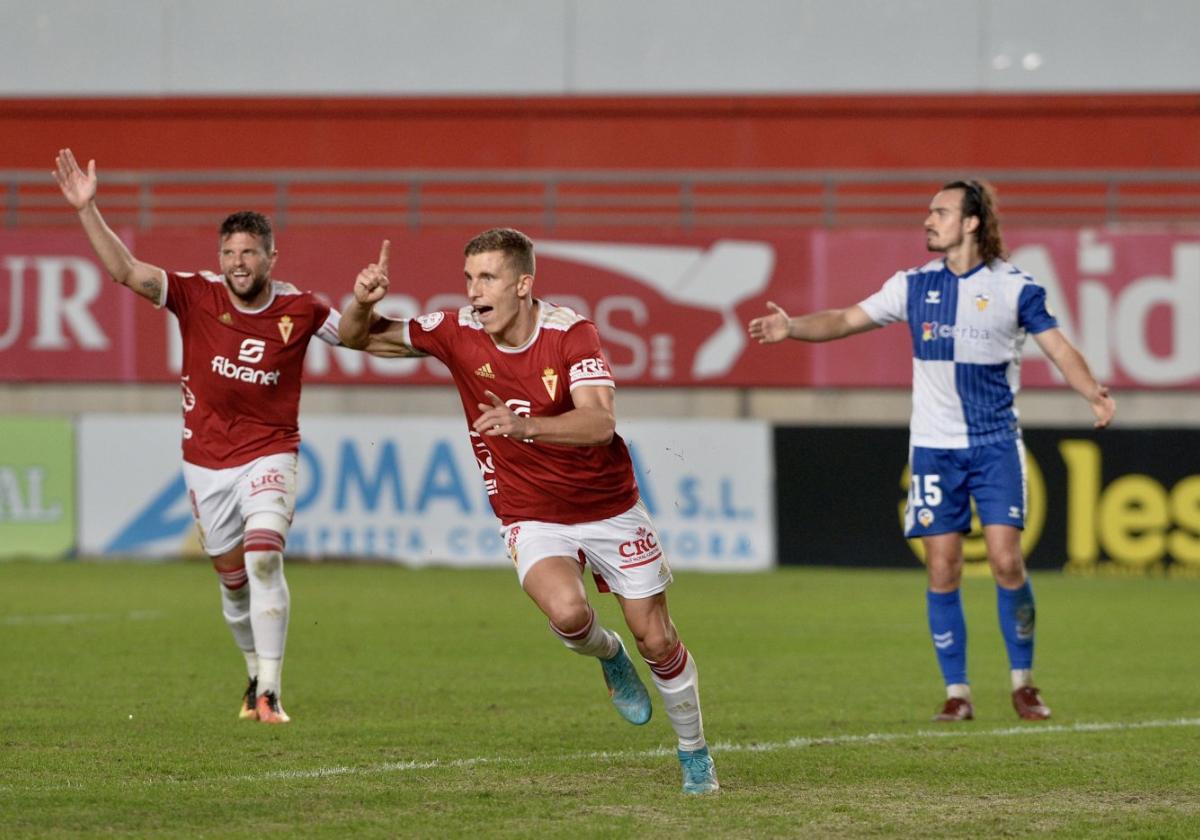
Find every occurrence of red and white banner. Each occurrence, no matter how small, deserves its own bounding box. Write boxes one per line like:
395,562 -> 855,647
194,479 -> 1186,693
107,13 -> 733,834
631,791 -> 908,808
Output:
2,227 -> 1198,388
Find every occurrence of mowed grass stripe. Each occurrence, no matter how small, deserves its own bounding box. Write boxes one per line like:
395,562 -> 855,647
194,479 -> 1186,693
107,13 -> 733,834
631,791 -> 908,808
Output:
9,717 -> 1197,792
3,562 -> 1198,838
2,608 -> 165,625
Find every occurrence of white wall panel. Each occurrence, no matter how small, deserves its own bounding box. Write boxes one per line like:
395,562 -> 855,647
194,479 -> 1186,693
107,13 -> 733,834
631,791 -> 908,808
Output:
166,0 -> 567,94
0,1 -> 169,93
984,0 -> 1200,91
0,0 -> 1197,95
572,0 -> 981,92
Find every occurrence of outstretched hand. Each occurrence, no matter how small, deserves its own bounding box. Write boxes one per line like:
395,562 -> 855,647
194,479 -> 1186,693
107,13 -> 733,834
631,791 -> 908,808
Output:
1090,384 -> 1116,429
354,240 -> 390,305
473,390 -> 528,439
747,301 -> 792,344
53,148 -> 97,210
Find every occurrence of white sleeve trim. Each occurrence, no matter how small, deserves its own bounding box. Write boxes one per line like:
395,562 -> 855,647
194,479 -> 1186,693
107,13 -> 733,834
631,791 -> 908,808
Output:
316,308 -> 342,346
153,268 -> 169,309
568,378 -> 615,391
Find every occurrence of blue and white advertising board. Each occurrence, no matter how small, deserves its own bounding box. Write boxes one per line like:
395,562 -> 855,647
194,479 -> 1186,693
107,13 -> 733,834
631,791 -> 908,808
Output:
78,415 -> 773,571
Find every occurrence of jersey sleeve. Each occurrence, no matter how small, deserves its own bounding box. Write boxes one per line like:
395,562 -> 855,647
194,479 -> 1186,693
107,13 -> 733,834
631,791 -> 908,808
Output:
401,310 -> 456,362
1017,283 -> 1059,334
310,297 -> 341,346
563,321 -> 616,391
858,270 -> 909,326
163,271 -> 210,317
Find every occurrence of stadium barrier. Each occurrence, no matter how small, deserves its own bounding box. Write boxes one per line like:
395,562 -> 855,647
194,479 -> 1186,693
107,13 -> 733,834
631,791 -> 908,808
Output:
5,167 -> 1200,231
775,426 -> 1200,576
5,414 -> 1198,576
0,414 -> 773,570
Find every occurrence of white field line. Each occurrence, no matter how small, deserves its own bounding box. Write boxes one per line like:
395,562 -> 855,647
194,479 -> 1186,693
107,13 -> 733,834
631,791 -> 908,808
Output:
9,716 -> 1196,793
1,609 -> 165,626
246,717 -> 1200,783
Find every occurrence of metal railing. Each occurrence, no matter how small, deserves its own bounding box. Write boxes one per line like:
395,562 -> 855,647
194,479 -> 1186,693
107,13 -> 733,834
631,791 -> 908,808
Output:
6,168 -> 1200,230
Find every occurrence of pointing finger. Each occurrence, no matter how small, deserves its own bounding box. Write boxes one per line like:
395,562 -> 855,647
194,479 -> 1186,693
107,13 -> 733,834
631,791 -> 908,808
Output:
484,390 -> 504,408
378,240 -> 390,274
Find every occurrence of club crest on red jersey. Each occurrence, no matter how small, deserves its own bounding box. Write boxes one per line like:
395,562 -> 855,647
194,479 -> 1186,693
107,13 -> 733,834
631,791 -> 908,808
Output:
278,315 -> 294,344
220,312 -> 233,325
542,367 -> 559,400
417,312 -> 445,331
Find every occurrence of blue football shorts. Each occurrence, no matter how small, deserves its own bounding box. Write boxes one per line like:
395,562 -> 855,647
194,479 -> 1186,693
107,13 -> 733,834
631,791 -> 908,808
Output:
904,439 -> 1027,537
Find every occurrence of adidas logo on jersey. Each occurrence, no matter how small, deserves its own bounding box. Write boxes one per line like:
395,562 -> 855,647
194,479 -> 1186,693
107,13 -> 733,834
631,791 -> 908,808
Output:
475,363 -> 496,379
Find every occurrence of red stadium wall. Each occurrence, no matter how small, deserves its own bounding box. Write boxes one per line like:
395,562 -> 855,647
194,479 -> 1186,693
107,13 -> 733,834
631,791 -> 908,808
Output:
4,94 -> 1200,170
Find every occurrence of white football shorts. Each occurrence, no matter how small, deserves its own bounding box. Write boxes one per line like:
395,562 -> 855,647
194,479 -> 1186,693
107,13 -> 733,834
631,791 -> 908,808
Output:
182,452 -> 298,556
502,499 -> 673,599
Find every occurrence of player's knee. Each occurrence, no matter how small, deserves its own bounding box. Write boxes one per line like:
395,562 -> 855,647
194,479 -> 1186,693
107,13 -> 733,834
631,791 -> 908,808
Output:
544,598 -> 591,634
988,548 -> 1025,585
992,562 -> 1026,589
630,625 -> 677,662
926,555 -> 964,589
245,549 -> 285,586
210,545 -> 245,574
216,565 -> 249,591
243,517 -> 287,587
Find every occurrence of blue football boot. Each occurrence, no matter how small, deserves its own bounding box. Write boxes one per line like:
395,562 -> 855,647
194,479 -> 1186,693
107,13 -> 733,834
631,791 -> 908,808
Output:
677,745 -> 719,794
599,638 -> 652,725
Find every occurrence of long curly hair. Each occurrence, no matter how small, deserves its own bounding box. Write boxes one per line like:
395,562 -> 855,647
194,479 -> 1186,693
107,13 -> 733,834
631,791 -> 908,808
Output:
943,179 -> 1007,264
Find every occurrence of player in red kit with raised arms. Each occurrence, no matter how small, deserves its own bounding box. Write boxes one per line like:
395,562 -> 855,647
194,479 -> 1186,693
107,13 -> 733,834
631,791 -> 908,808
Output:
339,229 -> 719,794
54,149 -> 341,724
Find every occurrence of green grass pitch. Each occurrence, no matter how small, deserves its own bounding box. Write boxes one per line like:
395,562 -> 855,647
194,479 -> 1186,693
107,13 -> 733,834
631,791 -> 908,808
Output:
2,561 -> 1198,838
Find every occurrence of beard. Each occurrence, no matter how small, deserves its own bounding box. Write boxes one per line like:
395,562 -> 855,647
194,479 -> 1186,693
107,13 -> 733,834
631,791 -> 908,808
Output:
225,270 -> 270,303
925,233 -> 953,254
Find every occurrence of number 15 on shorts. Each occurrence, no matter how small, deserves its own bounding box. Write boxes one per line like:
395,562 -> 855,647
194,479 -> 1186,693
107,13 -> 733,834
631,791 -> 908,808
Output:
910,474 -> 942,507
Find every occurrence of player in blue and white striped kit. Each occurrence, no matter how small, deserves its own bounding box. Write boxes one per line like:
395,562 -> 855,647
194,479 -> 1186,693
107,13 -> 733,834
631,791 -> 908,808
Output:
749,180 -> 1115,722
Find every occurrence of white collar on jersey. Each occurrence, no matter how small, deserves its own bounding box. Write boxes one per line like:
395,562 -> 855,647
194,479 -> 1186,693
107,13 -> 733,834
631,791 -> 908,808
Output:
228,281 -> 280,314
490,299 -> 544,353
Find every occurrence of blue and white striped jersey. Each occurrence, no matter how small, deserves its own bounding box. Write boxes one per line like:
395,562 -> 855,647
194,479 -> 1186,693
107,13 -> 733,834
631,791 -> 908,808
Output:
858,259 -> 1058,449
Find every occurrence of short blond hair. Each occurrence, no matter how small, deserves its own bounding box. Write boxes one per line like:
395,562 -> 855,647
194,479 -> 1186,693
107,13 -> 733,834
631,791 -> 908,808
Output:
464,228 -> 535,276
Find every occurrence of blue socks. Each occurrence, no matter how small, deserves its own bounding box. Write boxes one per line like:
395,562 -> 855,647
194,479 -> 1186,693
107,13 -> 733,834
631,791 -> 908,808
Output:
996,580 -> 1036,670
926,589 -> 968,685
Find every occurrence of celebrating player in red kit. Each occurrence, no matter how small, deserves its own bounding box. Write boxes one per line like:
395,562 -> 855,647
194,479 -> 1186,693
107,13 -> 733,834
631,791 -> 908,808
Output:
54,149 -> 341,724
338,229 -> 719,794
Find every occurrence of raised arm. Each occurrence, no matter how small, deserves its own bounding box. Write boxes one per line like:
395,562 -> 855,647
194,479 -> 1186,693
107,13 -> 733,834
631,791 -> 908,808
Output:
748,300 -> 879,344
473,386 -> 616,446
53,149 -> 166,303
1033,328 -> 1115,429
338,239 -> 425,358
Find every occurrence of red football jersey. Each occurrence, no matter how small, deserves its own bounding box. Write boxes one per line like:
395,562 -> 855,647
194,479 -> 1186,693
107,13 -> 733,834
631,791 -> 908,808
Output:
404,301 -> 639,525
163,271 -> 340,469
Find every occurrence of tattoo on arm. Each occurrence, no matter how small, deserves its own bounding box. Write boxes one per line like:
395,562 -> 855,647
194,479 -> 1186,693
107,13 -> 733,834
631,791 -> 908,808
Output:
139,277 -> 163,301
